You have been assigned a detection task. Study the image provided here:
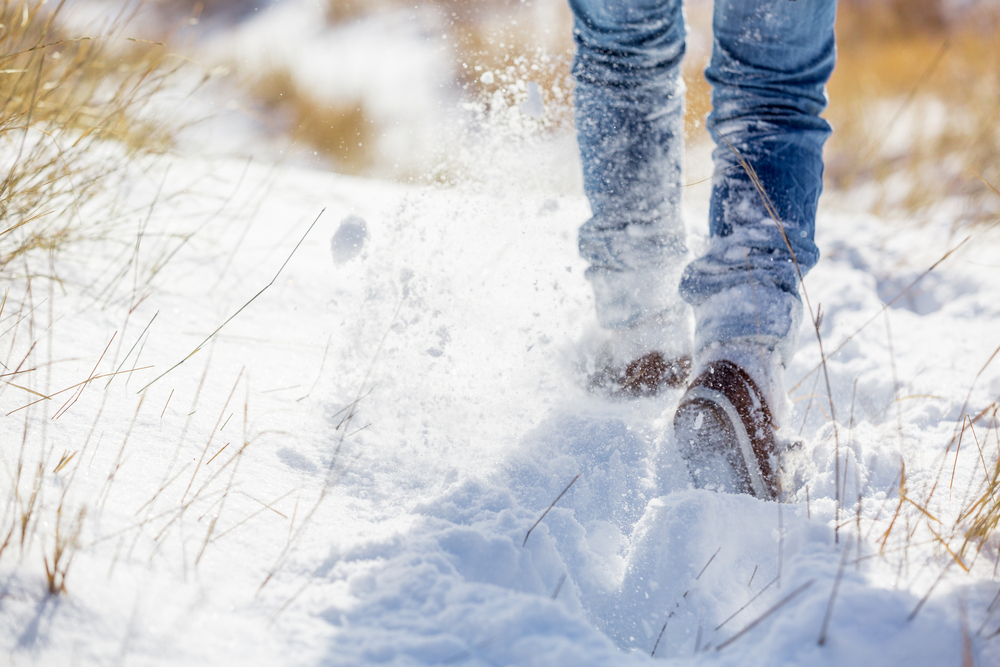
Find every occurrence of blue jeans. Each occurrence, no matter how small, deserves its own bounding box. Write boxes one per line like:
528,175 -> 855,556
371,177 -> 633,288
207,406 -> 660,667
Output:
571,0 -> 837,363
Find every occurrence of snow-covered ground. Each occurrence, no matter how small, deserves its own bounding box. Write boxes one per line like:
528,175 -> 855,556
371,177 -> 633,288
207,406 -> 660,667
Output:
3,2 -> 1000,666
2,146 -> 999,665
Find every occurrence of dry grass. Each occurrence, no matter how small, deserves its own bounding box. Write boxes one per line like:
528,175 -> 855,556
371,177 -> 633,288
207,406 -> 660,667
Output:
959,407 -> 1000,562
326,0 -> 415,25
1,0 -> 180,272
825,1 -> 1000,223
0,0 -> 199,597
42,505 -> 86,594
963,465 -> 1000,554
447,2 -> 574,108
325,0 -> 510,26
682,60 -> 712,144
148,0 -> 245,22
248,67 -> 375,173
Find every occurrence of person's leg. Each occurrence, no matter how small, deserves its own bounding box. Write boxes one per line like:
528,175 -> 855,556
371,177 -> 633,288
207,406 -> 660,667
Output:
674,0 -> 837,498
571,0 -> 690,345
679,0 -> 837,366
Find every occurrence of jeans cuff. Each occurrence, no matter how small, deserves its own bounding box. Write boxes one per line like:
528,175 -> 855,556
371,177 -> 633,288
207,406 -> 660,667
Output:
587,266 -> 688,330
692,283 -> 802,366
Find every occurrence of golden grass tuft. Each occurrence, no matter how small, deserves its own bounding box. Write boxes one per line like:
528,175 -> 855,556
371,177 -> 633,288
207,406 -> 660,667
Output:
0,0 -> 196,597
149,0 -> 244,22
825,1 -> 1000,223
448,3 -> 574,117
959,409 -> 1000,559
249,66 -> 375,173
326,0 -> 402,25
326,0 -> 510,26
43,505 -> 86,595
1,0 -> 181,272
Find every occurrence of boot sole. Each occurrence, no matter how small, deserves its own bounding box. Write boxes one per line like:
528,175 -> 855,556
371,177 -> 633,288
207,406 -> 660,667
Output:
673,361 -> 779,500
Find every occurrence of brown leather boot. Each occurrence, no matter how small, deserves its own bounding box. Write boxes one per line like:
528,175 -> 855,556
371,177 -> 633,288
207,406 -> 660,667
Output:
673,359 -> 780,499
589,351 -> 692,398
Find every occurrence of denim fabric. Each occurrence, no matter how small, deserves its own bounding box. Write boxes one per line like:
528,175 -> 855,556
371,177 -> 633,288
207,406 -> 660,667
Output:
571,0 -> 689,330
571,0 -> 837,361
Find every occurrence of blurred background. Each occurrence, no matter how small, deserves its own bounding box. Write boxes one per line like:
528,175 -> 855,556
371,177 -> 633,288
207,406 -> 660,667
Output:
108,0 -> 1000,225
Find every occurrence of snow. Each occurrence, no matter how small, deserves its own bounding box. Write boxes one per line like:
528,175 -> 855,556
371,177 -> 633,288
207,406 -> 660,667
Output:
3,3 -> 1000,666
3,147 -> 999,665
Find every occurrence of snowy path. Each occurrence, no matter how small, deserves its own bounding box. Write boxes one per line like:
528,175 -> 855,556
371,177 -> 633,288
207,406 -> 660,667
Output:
2,157 -> 999,666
